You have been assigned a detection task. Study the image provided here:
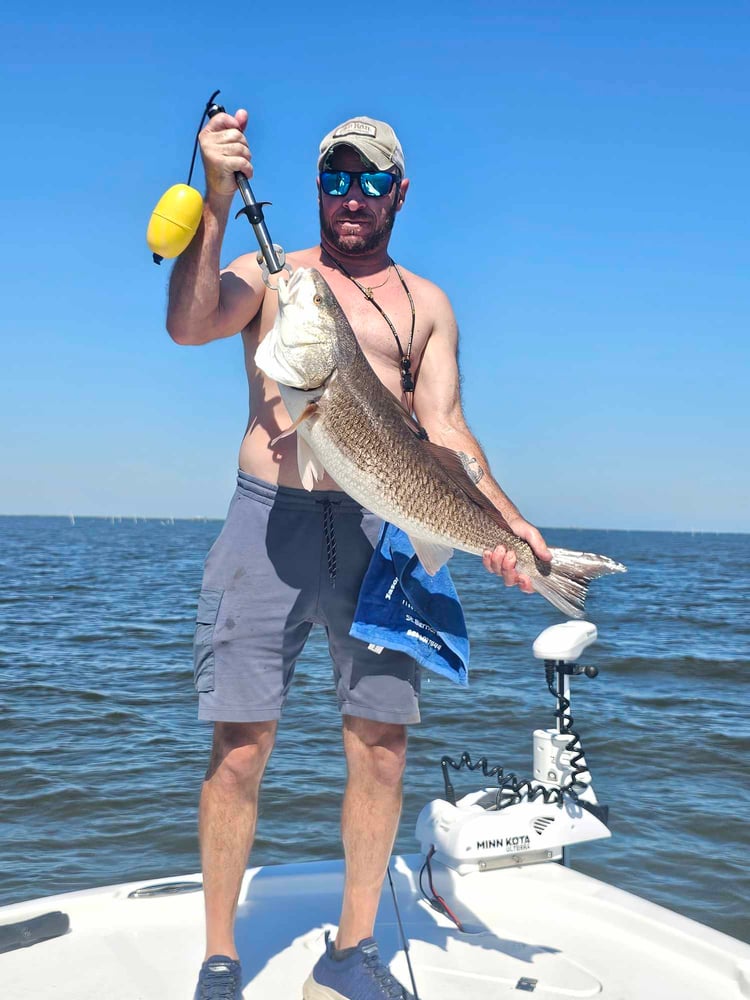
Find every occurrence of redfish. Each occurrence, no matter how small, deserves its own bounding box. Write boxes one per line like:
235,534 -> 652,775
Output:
255,268 -> 625,617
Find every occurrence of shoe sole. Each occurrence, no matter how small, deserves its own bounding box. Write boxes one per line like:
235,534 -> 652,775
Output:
302,973 -> 349,999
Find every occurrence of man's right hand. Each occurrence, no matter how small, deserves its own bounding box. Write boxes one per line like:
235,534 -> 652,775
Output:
199,108 -> 253,198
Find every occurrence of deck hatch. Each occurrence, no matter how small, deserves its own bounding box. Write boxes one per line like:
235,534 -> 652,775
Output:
128,880 -> 203,898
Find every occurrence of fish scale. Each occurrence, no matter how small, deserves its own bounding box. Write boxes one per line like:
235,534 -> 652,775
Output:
310,382 -> 513,556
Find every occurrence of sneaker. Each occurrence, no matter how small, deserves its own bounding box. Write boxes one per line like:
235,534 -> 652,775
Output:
303,931 -> 414,999
194,954 -> 243,1000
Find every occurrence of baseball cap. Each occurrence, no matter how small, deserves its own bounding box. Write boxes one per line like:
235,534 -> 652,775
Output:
318,116 -> 405,176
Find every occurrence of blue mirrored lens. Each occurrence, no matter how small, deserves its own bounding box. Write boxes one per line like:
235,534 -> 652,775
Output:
321,171 -> 352,196
320,171 -> 397,198
360,172 -> 396,196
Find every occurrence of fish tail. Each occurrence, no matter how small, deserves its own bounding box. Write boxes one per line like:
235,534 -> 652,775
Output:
533,547 -> 627,618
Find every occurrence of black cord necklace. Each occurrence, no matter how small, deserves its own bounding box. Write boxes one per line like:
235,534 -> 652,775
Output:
322,248 -> 417,397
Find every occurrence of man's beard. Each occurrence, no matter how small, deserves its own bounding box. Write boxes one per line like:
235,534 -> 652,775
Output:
319,202 -> 397,255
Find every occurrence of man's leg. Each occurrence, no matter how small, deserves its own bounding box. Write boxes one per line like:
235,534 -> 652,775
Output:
335,715 -> 407,949
199,719 -> 277,960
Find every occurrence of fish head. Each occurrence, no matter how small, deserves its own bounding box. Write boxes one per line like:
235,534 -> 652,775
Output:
254,267 -> 341,389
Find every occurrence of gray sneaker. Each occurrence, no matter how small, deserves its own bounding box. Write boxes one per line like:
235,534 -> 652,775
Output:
194,954 -> 243,1000
303,931 -> 414,998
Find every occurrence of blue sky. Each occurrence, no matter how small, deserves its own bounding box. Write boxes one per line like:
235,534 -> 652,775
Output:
1,1 -> 747,530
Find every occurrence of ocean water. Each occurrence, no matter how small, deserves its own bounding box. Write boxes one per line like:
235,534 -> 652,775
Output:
1,514 -> 748,945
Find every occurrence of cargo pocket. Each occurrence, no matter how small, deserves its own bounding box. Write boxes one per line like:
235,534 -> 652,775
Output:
193,588 -> 224,693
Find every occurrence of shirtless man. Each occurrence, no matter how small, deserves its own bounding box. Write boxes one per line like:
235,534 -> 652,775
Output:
168,110 -> 551,1000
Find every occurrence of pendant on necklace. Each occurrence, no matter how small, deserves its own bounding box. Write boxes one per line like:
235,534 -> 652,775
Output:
401,357 -> 415,393
364,287 -> 374,300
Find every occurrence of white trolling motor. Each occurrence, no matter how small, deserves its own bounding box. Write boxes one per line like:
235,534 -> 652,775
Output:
416,621 -> 611,876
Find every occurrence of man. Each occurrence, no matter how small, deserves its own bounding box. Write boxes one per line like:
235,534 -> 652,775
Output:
167,110 -> 551,1000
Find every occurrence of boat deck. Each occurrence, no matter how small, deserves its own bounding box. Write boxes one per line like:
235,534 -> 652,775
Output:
2,854 -> 749,999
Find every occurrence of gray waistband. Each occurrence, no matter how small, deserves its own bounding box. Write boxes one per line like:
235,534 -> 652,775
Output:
236,470 -> 366,512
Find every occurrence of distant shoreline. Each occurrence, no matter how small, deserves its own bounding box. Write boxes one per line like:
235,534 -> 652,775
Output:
1,514 -> 747,536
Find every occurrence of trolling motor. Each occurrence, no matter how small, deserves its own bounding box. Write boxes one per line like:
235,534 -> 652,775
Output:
416,621 -> 611,878
146,90 -> 289,285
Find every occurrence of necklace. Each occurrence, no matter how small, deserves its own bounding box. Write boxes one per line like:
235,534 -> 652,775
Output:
360,264 -> 392,297
322,248 -> 417,397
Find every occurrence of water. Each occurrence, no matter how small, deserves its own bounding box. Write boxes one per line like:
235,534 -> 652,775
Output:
1,515 -> 748,944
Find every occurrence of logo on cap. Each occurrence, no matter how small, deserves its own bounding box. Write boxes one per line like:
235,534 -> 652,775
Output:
333,121 -> 377,138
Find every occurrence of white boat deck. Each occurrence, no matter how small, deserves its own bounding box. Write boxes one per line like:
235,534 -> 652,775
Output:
2,854 -> 749,999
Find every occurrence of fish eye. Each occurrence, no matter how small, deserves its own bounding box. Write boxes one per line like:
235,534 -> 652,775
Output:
313,294 -> 322,305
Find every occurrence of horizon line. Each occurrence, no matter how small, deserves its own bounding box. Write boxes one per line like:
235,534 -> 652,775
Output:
0,513 -> 747,536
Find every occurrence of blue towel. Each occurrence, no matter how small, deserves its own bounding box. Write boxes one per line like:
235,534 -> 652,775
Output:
350,523 -> 470,686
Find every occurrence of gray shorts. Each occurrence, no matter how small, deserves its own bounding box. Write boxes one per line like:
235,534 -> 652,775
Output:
193,472 -> 421,725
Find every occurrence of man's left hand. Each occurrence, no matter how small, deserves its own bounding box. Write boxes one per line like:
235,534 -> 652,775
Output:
482,518 -> 552,592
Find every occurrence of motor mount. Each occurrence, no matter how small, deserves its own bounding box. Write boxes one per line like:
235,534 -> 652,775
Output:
415,621 -> 611,875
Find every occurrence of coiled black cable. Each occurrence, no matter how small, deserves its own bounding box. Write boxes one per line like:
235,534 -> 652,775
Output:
440,752 -> 504,805
545,672 -> 589,799
440,667 -> 590,811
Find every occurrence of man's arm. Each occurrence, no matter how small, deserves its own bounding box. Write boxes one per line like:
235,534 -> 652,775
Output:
166,108 -> 266,346
413,289 -> 551,589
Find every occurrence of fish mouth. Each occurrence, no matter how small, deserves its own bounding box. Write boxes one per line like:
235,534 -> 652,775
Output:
279,266 -> 310,306
287,267 -> 308,291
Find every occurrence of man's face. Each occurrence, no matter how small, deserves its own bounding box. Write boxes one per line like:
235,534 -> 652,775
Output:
318,146 -> 408,256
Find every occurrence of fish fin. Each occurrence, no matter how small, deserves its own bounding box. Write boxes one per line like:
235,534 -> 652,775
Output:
297,434 -> 326,491
409,535 -> 454,576
269,402 -> 319,447
533,548 -> 627,618
411,434 -> 513,533
399,409 -> 431,439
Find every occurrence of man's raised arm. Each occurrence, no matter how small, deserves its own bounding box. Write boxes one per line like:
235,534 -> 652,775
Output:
166,108 -> 265,346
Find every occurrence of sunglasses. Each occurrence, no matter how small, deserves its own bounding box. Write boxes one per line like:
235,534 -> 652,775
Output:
320,169 -> 400,198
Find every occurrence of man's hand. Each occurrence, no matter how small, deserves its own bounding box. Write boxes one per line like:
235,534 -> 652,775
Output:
199,108 -> 252,198
482,517 -> 552,592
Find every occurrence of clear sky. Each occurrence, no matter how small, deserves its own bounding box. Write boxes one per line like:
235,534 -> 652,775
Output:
1,1 -> 747,531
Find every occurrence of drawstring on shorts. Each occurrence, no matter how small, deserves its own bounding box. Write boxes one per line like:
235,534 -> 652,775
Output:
316,497 -> 342,585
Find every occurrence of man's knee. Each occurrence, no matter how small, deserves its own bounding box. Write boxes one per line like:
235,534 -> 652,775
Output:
343,716 -> 408,787
206,720 -> 277,786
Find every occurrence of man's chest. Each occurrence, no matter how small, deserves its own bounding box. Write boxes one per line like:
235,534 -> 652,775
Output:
330,277 -> 431,372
